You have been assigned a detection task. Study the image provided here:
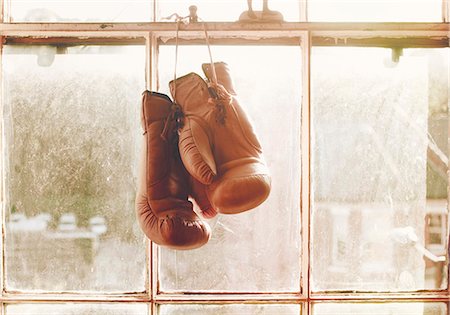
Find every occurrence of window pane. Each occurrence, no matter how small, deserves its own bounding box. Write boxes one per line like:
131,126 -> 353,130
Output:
8,0 -> 151,22
157,45 -> 302,292
158,304 -> 301,315
3,45 -> 146,292
313,302 -> 447,314
158,0 -> 299,22
308,0 -> 442,21
312,47 -> 449,292
5,303 -> 148,315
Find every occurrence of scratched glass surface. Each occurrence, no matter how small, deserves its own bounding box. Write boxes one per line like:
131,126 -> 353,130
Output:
308,0 -> 441,21
312,302 -> 447,314
157,0 -> 300,22
3,45 -> 146,292
5,303 -> 148,315
158,304 -> 301,315
8,0 -> 151,22
157,45 -> 302,292
311,48 -> 449,292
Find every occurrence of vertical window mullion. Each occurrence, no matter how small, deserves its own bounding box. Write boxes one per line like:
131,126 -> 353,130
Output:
150,300 -> 156,315
0,36 -> 4,298
300,0 -> 308,22
151,243 -> 158,299
145,33 -> 151,91
150,33 -> 159,302
447,41 -> 450,294
152,0 -> 158,23
144,33 -> 152,300
0,0 -> 9,23
146,31 -> 160,302
443,0 -> 449,22
0,0 -> 4,23
301,30 -> 311,309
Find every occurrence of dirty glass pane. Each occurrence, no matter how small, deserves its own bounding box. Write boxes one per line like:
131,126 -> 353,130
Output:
8,0 -> 151,22
158,304 -> 301,315
311,48 -> 449,291
157,45 -> 301,292
3,45 -> 146,292
308,0 -> 441,21
157,0 -> 299,22
313,302 -> 447,314
5,303 -> 148,315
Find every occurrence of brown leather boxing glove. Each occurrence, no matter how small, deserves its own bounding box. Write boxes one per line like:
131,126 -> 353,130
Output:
169,62 -> 271,214
135,91 -> 211,250
189,176 -> 217,219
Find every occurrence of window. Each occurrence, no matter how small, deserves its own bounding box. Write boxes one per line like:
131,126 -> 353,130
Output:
157,44 -> 301,293
4,45 -> 146,293
0,0 -> 448,314
312,47 -> 449,292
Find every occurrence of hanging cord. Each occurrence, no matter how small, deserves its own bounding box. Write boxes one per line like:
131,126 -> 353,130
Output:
168,11 -> 231,127
160,12 -> 189,101
170,13 -> 220,94
159,14 -> 188,142
172,16 -> 182,101
200,17 -> 218,85
197,17 -> 232,125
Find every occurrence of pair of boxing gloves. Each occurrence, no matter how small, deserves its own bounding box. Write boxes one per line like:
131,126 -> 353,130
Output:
135,62 -> 271,250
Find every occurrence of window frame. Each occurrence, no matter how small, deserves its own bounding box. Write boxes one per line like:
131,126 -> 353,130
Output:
0,2 -> 449,314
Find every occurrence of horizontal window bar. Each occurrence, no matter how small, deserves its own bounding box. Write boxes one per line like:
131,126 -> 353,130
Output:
2,36 -> 300,46
157,37 -> 301,45
311,291 -> 450,301
1,293 -> 450,303
0,22 -> 447,35
4,37 -> 146,45
0,293 -> 305,304
1,35 -> 448,48
155,292 -> 306,301
154,294 -> 304,304
312,36 -> 449,48
0,293 -> 151,303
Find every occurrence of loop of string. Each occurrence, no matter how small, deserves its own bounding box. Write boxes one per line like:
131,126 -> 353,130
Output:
201,18 -> 218,85
166,13 -> 218,101
159,13 -> 189,141
172,16 -> 183,101
162,12 -> 230,129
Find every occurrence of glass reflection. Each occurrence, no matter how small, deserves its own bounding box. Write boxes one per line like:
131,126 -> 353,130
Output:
5,303 -> 148,315
157,45 -> 302,292
313,302 -> 447,315
158,304 -> 301,315
312,48 -> 449,292
3,45 -> 146,292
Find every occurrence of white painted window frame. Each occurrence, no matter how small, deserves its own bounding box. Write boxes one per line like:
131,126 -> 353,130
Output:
0,1 -> 449,314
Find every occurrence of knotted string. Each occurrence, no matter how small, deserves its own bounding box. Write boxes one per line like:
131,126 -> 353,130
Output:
160,102 -> 184,142
207,82 -> 232,125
